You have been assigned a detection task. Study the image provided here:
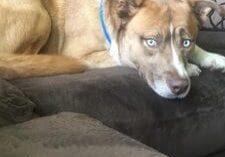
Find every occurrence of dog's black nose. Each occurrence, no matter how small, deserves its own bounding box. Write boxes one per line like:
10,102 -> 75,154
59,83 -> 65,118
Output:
167,78 -> 189,95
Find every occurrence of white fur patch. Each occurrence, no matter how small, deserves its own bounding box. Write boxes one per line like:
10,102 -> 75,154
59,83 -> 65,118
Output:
204,54 -> 225,72
186,63 -> 202,77
149,79 -> 190,99
151,80 -> 177,99
109,39 -> 122,65
170,24 -> 187,78
191,46 -> 225,73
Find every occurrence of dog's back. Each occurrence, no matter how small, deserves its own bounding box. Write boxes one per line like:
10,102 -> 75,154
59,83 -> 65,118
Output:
0,0 -> 99,80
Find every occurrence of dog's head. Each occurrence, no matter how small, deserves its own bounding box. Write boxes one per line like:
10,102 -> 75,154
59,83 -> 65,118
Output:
107,0 -> 225,99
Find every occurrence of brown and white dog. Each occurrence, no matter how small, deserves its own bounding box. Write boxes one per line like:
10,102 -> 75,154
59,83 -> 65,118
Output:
0,0 -> 225,99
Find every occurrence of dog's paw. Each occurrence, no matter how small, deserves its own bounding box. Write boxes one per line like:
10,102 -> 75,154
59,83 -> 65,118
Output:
186,63 -> 202,77
201,54 -> 225,73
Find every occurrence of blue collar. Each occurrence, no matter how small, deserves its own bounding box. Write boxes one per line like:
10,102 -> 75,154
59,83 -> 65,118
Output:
100,0 -> 112,46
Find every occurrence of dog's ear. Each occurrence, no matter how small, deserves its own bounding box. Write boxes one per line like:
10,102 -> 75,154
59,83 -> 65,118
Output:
190,0 -> 225,23
116,0 -> 143,21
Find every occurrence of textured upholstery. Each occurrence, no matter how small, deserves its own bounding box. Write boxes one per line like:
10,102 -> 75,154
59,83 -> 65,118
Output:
0,112 -> 167,157
8,65 -> 225,157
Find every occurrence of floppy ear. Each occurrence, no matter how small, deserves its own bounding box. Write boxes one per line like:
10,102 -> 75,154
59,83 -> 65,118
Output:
190,0 -> 225,23
116,0 -> 143,22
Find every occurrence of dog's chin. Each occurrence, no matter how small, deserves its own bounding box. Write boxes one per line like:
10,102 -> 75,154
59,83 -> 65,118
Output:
147,79 -> 190,99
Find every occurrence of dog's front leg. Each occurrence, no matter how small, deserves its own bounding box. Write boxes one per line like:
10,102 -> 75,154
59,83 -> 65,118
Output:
189,45 -> 225,73
186,63 -> 202,77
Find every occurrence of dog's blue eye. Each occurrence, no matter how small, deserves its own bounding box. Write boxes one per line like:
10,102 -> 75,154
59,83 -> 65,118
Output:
146,38 -> 157,48
182,39 -> 191,48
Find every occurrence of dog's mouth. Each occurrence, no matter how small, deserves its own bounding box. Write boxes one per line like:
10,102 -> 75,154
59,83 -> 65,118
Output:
142,71 -> 191,99
148,78 -> 191,99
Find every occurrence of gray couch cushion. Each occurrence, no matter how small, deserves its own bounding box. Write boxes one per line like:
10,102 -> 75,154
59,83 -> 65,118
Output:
11,66 -> 225,157
0,112 -> 167,157
0,79 -> 35,127
197,31 -> 225,53
208,151 -> 225,157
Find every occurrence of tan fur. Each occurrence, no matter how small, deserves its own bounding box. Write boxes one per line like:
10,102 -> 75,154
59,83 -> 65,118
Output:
0,54 -> 87,80
0,0 -> 109,80
0,0 -> 51,54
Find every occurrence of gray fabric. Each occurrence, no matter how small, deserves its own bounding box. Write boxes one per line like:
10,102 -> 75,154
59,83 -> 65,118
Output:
11,66 -> 225,157
197,31 -> 225,53
207,151 -> 225,157
0,112 -> 167,157
0,79 -> 35,127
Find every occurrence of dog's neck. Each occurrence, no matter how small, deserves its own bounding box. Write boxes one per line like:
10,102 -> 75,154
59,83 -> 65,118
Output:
99,0 -> 123,65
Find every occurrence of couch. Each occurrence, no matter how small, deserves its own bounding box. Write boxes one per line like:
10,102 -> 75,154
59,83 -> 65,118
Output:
0,63 -> 225,157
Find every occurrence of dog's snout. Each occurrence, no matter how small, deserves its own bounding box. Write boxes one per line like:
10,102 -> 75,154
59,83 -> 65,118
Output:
167,78 -> 189,95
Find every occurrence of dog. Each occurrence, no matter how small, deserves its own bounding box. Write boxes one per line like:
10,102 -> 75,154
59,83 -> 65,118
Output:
0,0 -> 225,99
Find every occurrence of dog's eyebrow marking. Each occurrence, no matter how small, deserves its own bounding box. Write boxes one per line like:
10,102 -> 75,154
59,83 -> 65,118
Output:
170,23 -> 187,78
